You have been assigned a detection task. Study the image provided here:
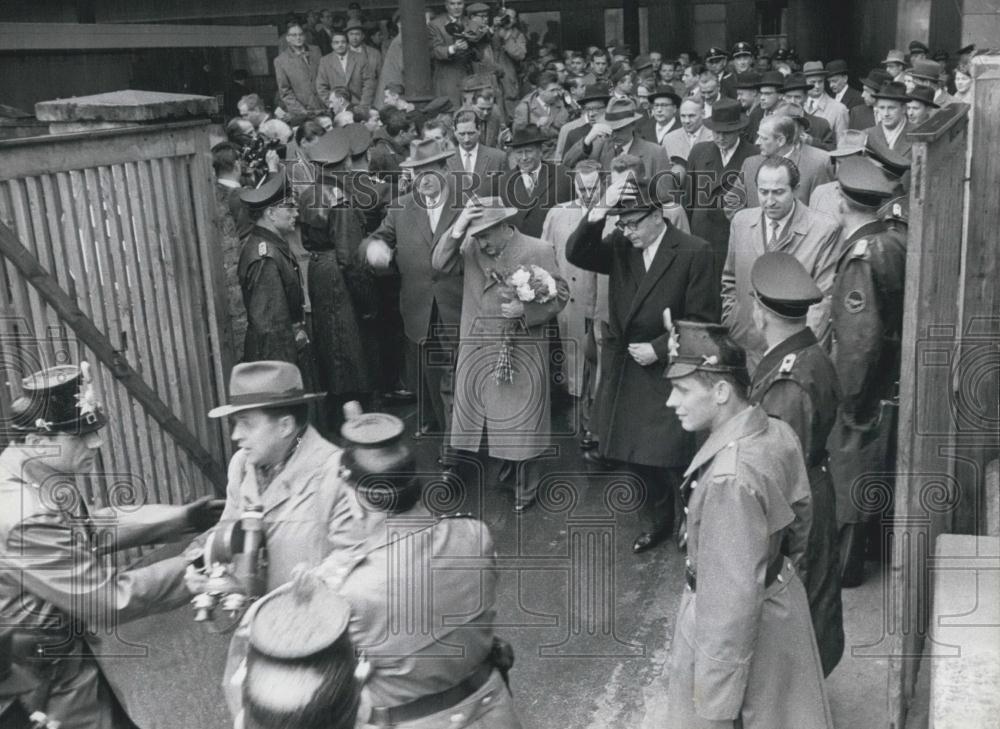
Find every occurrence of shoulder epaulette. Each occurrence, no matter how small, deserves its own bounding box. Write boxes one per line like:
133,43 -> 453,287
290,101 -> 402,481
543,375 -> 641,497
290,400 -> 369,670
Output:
257,240 -> 270,258
849,238 -> 869,259
712,441 -> 738,478
779,353 -> 796,375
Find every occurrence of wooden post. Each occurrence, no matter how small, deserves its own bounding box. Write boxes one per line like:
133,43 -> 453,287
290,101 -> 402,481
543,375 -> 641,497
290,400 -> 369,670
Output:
400,0 -> 433,99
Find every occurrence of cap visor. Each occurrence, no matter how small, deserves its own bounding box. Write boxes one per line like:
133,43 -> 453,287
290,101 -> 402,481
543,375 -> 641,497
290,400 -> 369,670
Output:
665,362 -> 699,379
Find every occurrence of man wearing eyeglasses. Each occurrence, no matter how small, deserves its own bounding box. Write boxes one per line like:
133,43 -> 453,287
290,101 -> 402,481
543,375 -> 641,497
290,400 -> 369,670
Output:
565,177 -> 718,554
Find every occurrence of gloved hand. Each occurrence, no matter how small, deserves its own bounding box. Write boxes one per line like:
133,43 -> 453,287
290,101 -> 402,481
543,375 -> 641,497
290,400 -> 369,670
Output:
185,496 -> 227,532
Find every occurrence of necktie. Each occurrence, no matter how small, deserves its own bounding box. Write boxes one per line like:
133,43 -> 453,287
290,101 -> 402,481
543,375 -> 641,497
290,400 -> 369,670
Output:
524,173 -> 534,194
806,98 -> 816,114
768,220 -> 780,250
464,152 -> 474,173
339,55 -> 348,73
614,143 -> 624,156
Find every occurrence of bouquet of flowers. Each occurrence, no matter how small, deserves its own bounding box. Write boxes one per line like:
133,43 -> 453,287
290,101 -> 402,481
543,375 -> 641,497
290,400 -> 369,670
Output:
491,264 -> 559,384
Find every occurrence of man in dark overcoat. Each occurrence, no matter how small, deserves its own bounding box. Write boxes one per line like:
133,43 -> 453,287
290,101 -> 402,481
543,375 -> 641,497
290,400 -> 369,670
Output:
566,178 -> 718,553
495,125 -> 574,238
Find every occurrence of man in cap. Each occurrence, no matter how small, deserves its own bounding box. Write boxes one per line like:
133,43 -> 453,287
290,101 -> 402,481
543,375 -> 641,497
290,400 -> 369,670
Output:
864,81 -> 914,155
908,40 -> 930,64
731,114 -> 832,215
747,253 -> 845,676
851,68 -> 891,130
723,155 -> 840,372
827,156 -> 906,588
825,59 -> 864,110
364,139 -> 469,451
882,49 -> 908,82
731,42 -> 755,76
705,46 -> 736,99
274,20 -> 325,121
496,125 -> 573,237
238,170 -> 312,369
447,108 -> 507,196
685,98 -> 759,270
662,99 -> 713,174
433,198 -> 569,511
0,363 -> 220,728
555,83 -> 610,160
909,59 -> 955,107
511,70 -> 570,153
566,177 -> 719,553
563,97 -> 671,180
637,86 -> 682,146
782,74 -> 836,150
663,321 -> 833,729
316,28 -> 376,109
428,0 -> 471,106
808,129 -> 869,222
802,61 -> 849,144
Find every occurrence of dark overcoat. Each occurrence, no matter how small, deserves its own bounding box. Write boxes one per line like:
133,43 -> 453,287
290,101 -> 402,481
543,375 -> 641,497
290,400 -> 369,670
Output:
565,216 -> 719,467
496,161 -> 573,238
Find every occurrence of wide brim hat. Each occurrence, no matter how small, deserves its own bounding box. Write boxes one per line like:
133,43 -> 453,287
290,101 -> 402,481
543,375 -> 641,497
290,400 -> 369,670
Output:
825,59 -> 849,76
648,86 -> 681,105
802,61 -> 827,78
398,138 -> 454,167
873,81 -> 911,102
909,59 -> 943,82
757,70 -> 786,89
702,98 -> 749,132
906,86 -> 939,108
506,124 -> 549,147
882,50 -> 907,66
603,98 -> 643,129
734,71 -> 762,90
782,73 -> 811,92
579,84 -> 612,105
208,361 -> 325,418
344,19 -> 365,33
466,196 -> 521,236
10,363 -> 107,435
860,68 -> 891,91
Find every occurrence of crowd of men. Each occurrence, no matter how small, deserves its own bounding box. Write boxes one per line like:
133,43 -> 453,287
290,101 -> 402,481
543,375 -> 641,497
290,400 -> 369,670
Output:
0,4 -> 986,728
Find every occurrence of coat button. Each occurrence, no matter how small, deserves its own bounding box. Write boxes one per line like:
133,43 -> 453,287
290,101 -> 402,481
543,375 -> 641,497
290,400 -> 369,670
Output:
685,558 -> 691,567
690,480 -> 698,489
482,695 -> 493,705
450,713 -> 465,723
683,506 -> 689,515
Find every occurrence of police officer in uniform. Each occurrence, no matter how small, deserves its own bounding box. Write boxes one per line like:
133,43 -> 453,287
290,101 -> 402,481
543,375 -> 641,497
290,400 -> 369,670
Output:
827,156 -> 906,587
747,252 -> 844,677
663,321 -> 832,729
238,170 -> 310,367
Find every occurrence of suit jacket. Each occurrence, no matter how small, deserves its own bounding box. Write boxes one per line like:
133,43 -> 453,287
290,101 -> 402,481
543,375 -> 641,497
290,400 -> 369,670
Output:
566,216 -> 719,467
274,46 -> 324,116
734,144 -> 833,212
836,86 -> 865,110
722,201 -> 841,372
685,138 -> 759,269
662,125 -> 713,164
806,94 -> 849,144
446,143 -> 508,196
562,134 -> 671,181
496,161 -> 574,237
428,13 -> 469,105
313,26 -> 334,56
848,104 -> 875,131
637,116 -> 681,146
366,187 -> 467,341
316,51 -> 375,108
865,122 -> 915,156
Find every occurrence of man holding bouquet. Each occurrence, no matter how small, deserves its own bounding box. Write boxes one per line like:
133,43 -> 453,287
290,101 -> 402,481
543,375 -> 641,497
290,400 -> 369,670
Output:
433,197 -> 569,512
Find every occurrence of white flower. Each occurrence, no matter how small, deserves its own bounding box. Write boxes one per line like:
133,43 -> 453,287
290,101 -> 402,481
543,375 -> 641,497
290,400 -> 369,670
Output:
516,283 -> 536,302
509,268 -> 531,287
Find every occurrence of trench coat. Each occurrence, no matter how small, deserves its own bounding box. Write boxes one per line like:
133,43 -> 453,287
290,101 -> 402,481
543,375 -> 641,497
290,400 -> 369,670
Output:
0,445 -> 193,729
565,215 -> 718,468
665,406 -> 833,729
433,227 -> 569,460
749,327 -> 845,676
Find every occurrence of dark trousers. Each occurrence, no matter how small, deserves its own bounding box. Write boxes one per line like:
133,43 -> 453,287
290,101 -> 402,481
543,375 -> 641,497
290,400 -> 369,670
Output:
406,306 -> 459,437
622,462 -> 681,535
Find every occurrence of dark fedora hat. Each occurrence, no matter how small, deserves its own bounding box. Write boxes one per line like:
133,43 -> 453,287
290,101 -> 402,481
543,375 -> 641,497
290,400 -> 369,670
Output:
703,98 -> 749,132
11,362 -> 107,435
648,86 -> 682,105
909,59 -> 943,82
579,83 -> 612,105
208,361 -> 325,418
873,81 -> 910,102
825,59 -> 850,76
506,124 -> 550,147
782,72 -> 811,92
735,71 -> 762,90
757,70 -> 786,89
906,86 -> 940,108
860,68 -> 891,92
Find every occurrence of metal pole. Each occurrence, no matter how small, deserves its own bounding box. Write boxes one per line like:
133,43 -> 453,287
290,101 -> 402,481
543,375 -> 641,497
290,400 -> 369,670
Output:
399,0 -> 433,98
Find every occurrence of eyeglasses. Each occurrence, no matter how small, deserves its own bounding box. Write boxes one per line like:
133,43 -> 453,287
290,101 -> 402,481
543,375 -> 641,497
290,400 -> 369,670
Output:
614,208 -> 654,232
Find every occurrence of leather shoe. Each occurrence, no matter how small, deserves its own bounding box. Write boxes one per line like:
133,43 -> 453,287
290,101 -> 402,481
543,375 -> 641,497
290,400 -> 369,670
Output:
582,449 -> 612,468
579,431 -> 598,450
632,530 -> 669,554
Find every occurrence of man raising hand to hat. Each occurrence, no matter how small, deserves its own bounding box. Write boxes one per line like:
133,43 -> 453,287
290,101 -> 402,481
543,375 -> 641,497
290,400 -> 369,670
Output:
566,176 -> 718,553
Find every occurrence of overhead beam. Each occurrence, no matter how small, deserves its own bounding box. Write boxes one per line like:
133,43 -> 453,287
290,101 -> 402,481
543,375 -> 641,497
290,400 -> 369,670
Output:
0,22 -> 277,51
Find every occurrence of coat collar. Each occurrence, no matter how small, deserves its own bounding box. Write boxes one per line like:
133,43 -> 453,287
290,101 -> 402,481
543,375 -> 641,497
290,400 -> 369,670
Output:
684,405 -> 769,477
752,327 -> 817,389
244,425 -> 339,516
624,222 -> 680,323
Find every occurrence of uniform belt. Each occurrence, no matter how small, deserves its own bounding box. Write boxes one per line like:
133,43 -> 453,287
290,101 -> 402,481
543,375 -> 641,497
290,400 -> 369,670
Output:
686,553 -> 786,592
368,662 -> 494,726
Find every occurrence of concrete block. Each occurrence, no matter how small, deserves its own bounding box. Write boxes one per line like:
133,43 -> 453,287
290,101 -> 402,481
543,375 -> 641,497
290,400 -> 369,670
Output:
929,534 -> 1000,729
35,90 -> 217,123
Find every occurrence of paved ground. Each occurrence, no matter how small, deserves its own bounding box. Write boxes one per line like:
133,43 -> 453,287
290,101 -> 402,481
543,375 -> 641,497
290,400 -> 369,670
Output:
113,396 -> 894,728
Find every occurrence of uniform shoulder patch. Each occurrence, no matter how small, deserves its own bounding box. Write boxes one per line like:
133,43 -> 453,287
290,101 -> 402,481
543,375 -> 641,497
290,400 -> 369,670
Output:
779,353 -> 796,374
844,289 -> 866,314
850,238 -> 869,258
257,240 -> 269,257
711,442 -> 738,479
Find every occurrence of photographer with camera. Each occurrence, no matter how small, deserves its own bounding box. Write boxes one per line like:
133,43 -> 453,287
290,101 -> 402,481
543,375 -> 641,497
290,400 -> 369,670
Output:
429,0 -> 472,106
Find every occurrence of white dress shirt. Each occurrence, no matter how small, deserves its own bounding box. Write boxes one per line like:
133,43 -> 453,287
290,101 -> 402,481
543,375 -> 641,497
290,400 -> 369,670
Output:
425,193 -> 444,231
642,230 -> 665,271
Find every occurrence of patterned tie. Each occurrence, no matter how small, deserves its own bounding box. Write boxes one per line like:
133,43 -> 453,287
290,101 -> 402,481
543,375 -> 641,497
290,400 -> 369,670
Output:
768,220 -> 780,250
464,151 -> 474,173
